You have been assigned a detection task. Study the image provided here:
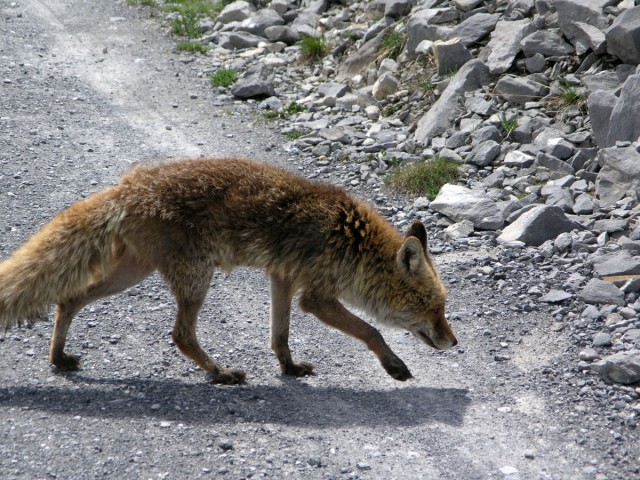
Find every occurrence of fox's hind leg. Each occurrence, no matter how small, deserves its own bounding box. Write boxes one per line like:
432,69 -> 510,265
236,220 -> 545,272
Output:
163,261 -> 246,385
50,251 -> 154,371
269,274 -> 314,377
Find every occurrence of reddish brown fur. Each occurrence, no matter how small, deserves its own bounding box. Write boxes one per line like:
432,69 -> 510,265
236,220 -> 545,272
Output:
0,157 -> 456,383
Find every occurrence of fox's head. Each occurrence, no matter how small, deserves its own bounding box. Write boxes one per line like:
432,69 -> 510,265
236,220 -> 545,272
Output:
386,221 -> 457,351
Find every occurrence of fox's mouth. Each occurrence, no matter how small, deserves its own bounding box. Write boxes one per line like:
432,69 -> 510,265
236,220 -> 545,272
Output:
415,330 -> 441,350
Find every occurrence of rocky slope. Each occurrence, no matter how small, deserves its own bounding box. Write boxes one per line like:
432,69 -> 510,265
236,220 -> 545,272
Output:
142,0 -> 640,389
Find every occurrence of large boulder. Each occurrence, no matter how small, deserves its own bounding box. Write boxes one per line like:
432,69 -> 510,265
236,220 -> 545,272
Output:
588,90 -> 618,149
231,63 -> 275,99
430,184 -> 504,230
593,350 -> 640,384
606,6 -> 640,65
497,205 -> 578,247
554,0 -> 612,42
595,146 -> 640,207
605,75 -> 640,147
484,19 -> 535,74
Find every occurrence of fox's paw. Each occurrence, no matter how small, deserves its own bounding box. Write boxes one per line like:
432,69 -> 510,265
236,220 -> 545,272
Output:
383,357 -> 413,381
210,367 -> 247,385
283,360 -> 315,377
51,353 -> 81,372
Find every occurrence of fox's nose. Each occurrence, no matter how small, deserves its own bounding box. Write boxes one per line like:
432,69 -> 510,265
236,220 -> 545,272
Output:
452,337 -> 458,347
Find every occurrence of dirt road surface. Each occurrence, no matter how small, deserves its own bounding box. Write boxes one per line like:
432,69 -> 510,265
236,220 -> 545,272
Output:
1,1 -> 637,479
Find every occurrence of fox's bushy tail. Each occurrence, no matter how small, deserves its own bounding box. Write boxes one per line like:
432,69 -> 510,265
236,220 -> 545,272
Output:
0,188 -> 124,328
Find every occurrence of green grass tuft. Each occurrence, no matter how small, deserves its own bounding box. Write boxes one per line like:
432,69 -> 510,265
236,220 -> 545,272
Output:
385,157 -> 460,200
499,112 -> 518,137
378,30 -> 406,60
299,35 -> 329,64
176,41 -> 208,54
209,68 -> 238,88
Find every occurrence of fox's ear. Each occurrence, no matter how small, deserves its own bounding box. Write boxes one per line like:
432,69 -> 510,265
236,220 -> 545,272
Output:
405,221 -> 427,254
397,237 -> 426,275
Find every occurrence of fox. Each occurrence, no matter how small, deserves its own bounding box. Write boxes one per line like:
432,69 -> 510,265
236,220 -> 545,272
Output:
0,157 -> 457,384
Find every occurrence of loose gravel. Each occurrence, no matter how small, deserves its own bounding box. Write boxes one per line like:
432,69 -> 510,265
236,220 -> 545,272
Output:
0,1 -> 638,479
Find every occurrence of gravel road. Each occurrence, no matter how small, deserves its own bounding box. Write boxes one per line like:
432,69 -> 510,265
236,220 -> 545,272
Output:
0,1 -> 637,479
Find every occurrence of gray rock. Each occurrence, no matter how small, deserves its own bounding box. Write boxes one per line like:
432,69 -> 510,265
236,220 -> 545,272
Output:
541,289 -> 572,303
574,22 -> 607,56
471,125 -> 502,145
448,13 -> 499,47
503,150 -> 534,168
497,205 -> 578,247
545,189 -> 574,213
494,76 -> 549,105
372,73 -> 399,100
465,96 -> 496,116
536,153 -> 575,177
384,0 -> 414,18
485,19 -> 535,74
231,63 -> 275,99
595,146 -> 640,207
465,140 -> 501,167
579,347 -> 600,361
444,219 -> 475,240
216,1 -> 256,24
587,90 -> 617,149
432,38 -> 473,76
430,184 -> 504,230
547,138 -> 575,160
521,30 -> 574,57
415,60 -> 492,143
452,0 -> 484,11
606,75 -> 640,147
606,6 -> 640,65
238,8 -> 284,37
593,332 -> 612,347
593,350 -> 640,384
579,278 -> 625,306
405,10 -> 451,58
554,0 -> 611,42
218,32 -> 267,50
592,250 -> 640,277
525,53 -> 546,73
593,218 -> 628,234
337,30 -> 385,82
318,81 -> 349,99
573,193 -> 596,215
264,25 -> 300,45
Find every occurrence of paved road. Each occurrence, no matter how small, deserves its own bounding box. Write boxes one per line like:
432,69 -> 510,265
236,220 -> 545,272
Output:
0,1 -> 635,479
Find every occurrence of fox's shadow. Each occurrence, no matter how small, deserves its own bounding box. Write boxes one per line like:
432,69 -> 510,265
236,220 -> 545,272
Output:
0,375 -> 470,428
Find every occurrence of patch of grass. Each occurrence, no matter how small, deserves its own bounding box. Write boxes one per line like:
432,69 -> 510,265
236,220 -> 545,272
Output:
385,157 -> 460,200
499,112 -> 518,137
171,12 -> 201,37
263,110 -> 280,121
378,30 -> 406,60
209,68 -> 238,88
284,101 -> 305,116
165,0 -> 231,37
263,102 -> 307,121
299,35 -> 329,64
176,41 -> 208,54
128,0 -> 157,6
557,78 -> 586,106
286,130 -> 303,140
419,77 -> 435,95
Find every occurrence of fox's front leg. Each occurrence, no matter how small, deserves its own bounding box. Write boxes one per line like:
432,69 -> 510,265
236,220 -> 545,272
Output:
269,274 -> 314,377
299,290 -> 412,381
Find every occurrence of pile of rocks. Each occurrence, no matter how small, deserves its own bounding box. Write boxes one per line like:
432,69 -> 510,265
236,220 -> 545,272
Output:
152,0 -> 640,386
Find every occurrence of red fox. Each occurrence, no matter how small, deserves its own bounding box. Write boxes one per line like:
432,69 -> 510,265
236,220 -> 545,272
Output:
0,158 -> 457,384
